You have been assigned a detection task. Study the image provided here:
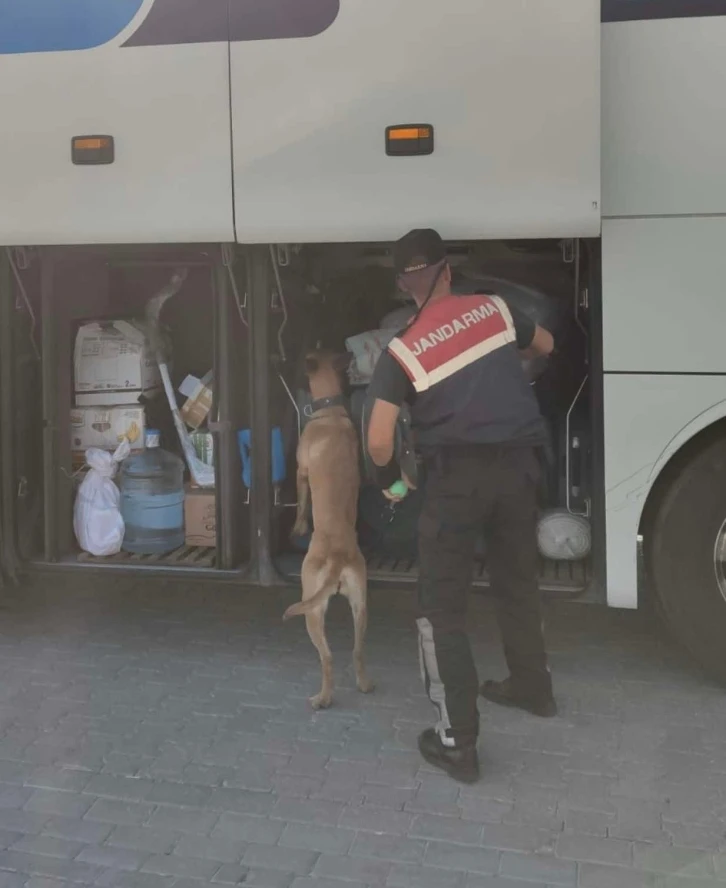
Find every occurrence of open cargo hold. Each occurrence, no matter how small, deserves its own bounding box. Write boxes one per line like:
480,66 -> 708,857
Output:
0,240 -> 599,596
261,239 -> 596,595
1,245 -> 251,577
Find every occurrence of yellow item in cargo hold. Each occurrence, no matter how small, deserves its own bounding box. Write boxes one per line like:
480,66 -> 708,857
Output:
120,421 -> 141,445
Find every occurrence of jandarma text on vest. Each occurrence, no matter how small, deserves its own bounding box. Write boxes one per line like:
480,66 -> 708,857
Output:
409,302 -> 502,357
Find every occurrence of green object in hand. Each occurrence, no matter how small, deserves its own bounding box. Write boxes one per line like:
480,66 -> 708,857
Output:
388,480 -> 409,499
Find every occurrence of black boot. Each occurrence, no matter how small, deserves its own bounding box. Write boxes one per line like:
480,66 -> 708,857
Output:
417,728 -> 480,784
480,677 -> 557,718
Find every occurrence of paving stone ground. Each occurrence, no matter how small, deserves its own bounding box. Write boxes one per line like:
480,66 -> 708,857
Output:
0,575 -> 722,888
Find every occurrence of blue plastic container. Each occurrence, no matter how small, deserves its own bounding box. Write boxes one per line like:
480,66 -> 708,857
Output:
120,430 -> 185,555
238,427 -> 287,489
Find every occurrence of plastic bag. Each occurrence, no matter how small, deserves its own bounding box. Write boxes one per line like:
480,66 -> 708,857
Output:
157,361 -> 214,488
73,439 -> 131,556
345,328 -> 398,385
536,509 -> 591,561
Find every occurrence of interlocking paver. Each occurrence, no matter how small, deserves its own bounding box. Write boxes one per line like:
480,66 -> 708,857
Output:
172,833 -> 244,863
480,823 -> 556,854
23,791 -> 92,820
243,843 -> 318,875
81,777 -> 154,803
0,809 -> 50,835
349,833 -> 426,866
206,788 -> 276,817
140,855 -> 220,880
339,804 -> 412,836
84,800 -> 155,826
272,797 -> 344,827
500,851 -> 577,885
463,879 -> 550,888
279,822 -> 356,855
241,869 -> 296,888
424,841 -> 500,875
211,812 -> 283,847
210,863 -> 248,884
409,813 -> 483,845
25,769 -> 93,794
313,853 -> 391,885
555,833 -> 633,866
106,826 -> 177,856
75,846 -> 149,873
10,835 -> 84,860
291,879 -> 368,888
386,862 -> 463,887
634,843 -> 715,878
145,806 -> 218,835
0,580 -> 720,888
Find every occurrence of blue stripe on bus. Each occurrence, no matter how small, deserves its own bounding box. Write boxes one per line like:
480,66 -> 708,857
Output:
0,0 -> 144,54
603,0 -> 726,21
125,0 -> 340,47
0,0 -> 341,53
1,0 -> 721,56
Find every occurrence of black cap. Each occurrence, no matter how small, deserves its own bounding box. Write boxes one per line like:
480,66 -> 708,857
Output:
393,228 -> 446,276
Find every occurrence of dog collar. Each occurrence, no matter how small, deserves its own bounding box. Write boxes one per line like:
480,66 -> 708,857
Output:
307,395 -> 348,415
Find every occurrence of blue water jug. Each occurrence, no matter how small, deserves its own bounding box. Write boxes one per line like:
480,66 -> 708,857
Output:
238,427 -> 287,490
120,430 -> 185,555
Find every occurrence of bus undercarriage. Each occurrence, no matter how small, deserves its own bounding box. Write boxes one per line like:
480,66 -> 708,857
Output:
0,240 -> 605,599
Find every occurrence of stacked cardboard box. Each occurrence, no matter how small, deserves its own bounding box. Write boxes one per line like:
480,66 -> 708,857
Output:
71,321 -> 161,468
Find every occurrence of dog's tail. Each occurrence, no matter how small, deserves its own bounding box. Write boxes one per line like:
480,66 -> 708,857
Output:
282,557 -> 345,621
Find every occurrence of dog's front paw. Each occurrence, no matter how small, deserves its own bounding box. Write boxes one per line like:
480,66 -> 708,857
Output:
309,692 -> 332,710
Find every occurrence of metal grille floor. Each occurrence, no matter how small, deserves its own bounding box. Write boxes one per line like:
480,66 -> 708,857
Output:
76,545 -> 216,569
277,551 -> 590,595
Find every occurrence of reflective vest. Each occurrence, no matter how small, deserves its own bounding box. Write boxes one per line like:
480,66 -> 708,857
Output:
387,293 -> 545,452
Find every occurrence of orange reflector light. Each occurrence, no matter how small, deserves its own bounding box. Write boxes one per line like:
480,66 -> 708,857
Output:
74,137 -> 110,151
385,124 -> 434,157
388,126 -> 432,141
71,135 -> 115,165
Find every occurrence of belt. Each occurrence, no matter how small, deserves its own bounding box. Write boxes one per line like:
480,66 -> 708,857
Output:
426,441 -> 528,459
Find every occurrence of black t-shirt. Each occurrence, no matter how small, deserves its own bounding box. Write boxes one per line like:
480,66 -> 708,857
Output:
368,301 -> 536,409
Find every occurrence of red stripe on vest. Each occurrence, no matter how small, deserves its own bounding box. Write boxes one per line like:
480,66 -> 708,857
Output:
400,294 -> 507,372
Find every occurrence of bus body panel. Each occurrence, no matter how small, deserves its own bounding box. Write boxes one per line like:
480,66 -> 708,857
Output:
230,0 -> 601,244
603,217 -> 726,609
602,17 -> 726,218
602,6 -> 726,612
0,1 -> 234,245
604,372 -> 726,609
602,217 -> 726,374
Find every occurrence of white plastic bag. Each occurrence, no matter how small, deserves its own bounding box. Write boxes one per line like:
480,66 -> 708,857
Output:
73,439 -> 131,556
345,328 -> 398,386
157,361 -> 215,488
537,509 -> 592,561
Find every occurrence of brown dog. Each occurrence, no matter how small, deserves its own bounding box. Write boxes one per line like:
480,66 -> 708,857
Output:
283,350 -> 374,710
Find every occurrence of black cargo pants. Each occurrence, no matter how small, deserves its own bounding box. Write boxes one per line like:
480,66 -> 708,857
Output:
416,445 -> 551,746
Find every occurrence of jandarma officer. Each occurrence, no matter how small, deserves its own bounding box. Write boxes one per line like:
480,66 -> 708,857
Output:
366,228 -> 556,783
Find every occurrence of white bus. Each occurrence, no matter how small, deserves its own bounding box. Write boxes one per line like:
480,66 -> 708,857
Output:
0,0 -> 724,682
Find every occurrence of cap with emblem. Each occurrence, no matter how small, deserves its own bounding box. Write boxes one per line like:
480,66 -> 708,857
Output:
393,229 -> 448,298
393,228 -> 446,275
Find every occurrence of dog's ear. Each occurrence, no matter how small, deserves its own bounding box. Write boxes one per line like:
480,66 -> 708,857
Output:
304,356 -> 319,375
333,352 -> 354,374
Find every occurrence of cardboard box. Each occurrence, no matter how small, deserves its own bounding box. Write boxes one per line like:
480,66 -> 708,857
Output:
184,486 -> 216,548
179,373 -> 213,429
74,320 -> 162,406
71,406 -> 145,468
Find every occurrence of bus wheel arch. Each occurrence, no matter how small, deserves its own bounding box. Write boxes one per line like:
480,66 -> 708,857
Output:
639,416 -> 726,685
